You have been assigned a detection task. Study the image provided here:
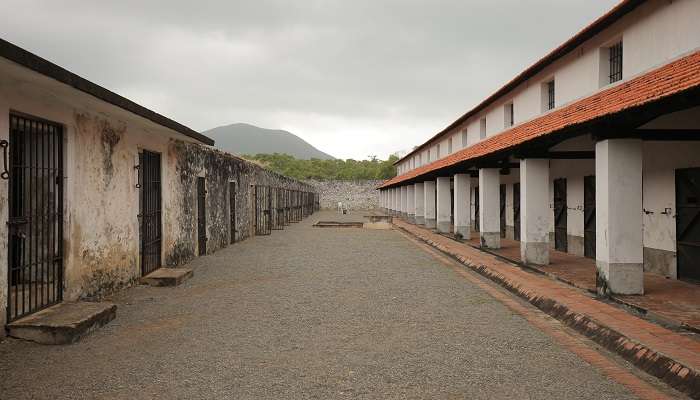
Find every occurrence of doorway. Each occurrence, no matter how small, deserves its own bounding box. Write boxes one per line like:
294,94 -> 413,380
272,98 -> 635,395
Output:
139,150 -> 162,276
553,178 -> 568,252
676,168 -> 700,281
197,177 -> 207,255
7,113 -> 64,322
584,176 -> 596,259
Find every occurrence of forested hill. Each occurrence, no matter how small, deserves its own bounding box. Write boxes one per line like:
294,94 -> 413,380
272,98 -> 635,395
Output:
243,153 -> 398,181
202,123 -> 335,160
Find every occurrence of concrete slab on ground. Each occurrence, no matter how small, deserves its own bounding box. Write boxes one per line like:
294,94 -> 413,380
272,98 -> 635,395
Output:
141,268 -> 193,287
7,302 -> 117,345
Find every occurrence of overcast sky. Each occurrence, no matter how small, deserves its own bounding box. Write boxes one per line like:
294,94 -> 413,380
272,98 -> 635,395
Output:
1,1 -> 619,160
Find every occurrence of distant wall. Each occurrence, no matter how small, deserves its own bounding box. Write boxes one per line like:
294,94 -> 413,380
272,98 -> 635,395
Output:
306,180 -> 382,210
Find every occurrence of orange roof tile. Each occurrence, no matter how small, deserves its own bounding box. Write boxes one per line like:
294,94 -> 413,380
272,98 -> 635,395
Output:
380,49 -> 700,189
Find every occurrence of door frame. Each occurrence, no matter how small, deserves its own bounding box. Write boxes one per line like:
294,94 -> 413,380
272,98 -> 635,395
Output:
553,178 -> 568,252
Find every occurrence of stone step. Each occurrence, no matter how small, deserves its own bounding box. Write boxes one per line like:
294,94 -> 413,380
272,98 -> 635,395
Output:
140,267 -> 193,287
7,302 -> 117,345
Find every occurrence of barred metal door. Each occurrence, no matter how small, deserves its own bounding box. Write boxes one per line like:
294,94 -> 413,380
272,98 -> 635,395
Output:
554,178 -> 568,252
500,184 -> 506,238
229,181 -> 236,244
272,187 -> 284,230
255,185 -> 271,235
197,177 -> 207,255
7,114 -> 64,322
584,176 -> 596,259
676,168 -> 700,281
513,183 -> 521,241
474,187 -> 480,232
139,150 -> 162,276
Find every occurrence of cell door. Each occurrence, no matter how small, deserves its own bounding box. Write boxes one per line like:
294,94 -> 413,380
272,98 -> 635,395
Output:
500,184 -> 506,238
197,177 -> 207,255
553,178 -> 568,252
255,185 -> 272,235
229,181 -> 236,244
513,183 -> 521,241
584,176 -> 596,259
7,114 -> 64,322
474,187 -> 480,232
676,168 -> 700,281
139,150 -> 162,276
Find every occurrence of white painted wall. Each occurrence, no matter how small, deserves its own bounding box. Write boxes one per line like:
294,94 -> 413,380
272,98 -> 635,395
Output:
393,0 -> 700,175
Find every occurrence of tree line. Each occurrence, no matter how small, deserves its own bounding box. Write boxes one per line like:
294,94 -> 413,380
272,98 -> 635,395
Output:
242,153 -> 398,181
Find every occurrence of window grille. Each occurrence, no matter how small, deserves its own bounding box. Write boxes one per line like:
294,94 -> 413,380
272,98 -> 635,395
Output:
546,80 -> 555,110
609,41 -> 623,83
480,118 -> 487,139
505,103 -> 514,127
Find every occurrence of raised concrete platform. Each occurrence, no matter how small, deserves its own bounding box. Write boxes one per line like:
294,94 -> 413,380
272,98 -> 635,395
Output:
141,267 -> 193,287
7,302 -> 117,345
363,214 -> 392,230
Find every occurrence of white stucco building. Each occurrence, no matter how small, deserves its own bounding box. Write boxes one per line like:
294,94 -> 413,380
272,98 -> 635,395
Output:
379,0 -> 700,295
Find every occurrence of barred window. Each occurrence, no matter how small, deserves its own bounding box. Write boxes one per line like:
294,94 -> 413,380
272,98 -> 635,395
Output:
546,80 -> 555,110
480,118 -> 487,139
609,41 -> 623,83
504,103 -> 514,127
448,137 -> 452,154
462,129 -> 468,147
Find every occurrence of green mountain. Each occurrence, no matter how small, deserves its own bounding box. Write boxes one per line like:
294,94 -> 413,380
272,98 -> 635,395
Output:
202,123 -> 335,160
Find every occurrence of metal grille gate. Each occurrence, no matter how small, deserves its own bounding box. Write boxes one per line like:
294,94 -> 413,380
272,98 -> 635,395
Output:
139,150 -> 162,276
499,184 -> 506,238
229,181 -> 236,244
474,187 -> 480,232
255,185 -> 272,235
197,177 -> 207,255
584,176 -> 596,259
513,183 -> 521,241
554,178 -> 568,252
676,168 -> 700,281
7,114 -> 64,322
272,187 -> 284,230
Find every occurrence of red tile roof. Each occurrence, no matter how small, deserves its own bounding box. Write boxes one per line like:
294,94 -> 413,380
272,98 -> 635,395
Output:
394,0 -> 646,166
380,49 -> 700,189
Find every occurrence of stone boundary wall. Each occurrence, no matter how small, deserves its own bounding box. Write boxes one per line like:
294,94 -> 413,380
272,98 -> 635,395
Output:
305,179 -> 382,211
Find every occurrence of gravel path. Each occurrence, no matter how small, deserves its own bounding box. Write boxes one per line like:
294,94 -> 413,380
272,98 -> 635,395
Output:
0,211 -> 639,399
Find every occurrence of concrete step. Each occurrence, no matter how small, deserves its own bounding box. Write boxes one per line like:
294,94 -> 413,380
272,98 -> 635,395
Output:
140,267 -> 193,287
7,302 -> 117,345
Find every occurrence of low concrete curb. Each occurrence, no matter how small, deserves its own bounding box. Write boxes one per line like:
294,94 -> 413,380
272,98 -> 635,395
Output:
395,223 -> 700,399
7,302 -> 117,345
141,268 -> 193,287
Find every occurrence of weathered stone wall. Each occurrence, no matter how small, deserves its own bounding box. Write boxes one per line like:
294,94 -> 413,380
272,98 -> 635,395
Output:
306,179 -> 381,210
167,142 -> 314,266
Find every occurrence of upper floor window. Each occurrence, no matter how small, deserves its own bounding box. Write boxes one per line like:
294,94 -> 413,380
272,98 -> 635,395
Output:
543,80 -> 555,111
504,103 -> 514,128
436,144 -> 441,158
461,129 -> 468,147
447,137 -> 453,154
418,153 -> 422,166
427,149 -> 431,162
609,41 -> 623,83
479,118 -> 487,139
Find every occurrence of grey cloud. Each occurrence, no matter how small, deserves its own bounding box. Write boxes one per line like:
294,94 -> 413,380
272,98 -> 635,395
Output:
1,0 -> 618,159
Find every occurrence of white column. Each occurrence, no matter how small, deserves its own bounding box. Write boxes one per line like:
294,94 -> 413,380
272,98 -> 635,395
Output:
436,177 -> 452,233
391,188 -> 396,214
407,184 -> 415,222
479,168 -> 501,248
596,139 -> 643,295
424,180 -> 437,228
453,173 -> 471,239
400,186 -> 407,217
520,159 -> 550,264
414,182 -> 425,225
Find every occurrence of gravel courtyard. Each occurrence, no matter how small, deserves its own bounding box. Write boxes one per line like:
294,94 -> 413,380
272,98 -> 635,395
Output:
0,211 -> 640,399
